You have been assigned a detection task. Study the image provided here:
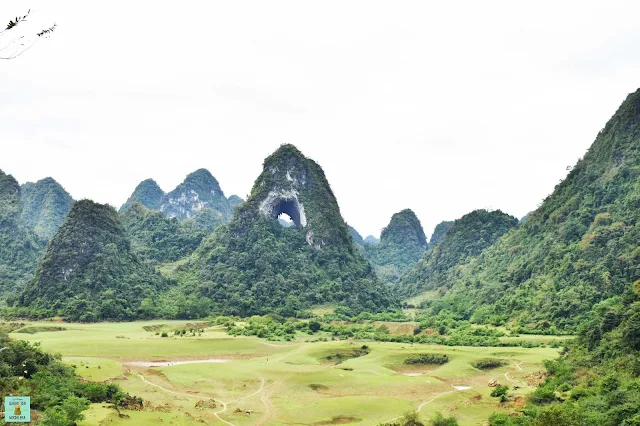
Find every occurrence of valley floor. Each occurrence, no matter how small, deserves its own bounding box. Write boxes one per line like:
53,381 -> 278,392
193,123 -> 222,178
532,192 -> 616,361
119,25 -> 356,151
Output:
9,321 -> 567,426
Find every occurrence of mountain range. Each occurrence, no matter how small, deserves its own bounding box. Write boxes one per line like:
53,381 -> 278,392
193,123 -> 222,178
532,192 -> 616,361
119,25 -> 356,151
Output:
0,88 -> 637,335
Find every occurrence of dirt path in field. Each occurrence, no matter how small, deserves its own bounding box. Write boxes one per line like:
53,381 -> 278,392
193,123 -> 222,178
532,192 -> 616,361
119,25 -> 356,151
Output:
136,372 -> 236,425
380,385 -> 467,425
504,361 -> 531,389
136,372 -> 278,426
254,381 -> 280,426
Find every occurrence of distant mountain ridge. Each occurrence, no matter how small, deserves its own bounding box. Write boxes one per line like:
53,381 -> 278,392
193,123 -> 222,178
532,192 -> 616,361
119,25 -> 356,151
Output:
364,209 -> 427,283
119,178 -> 164,213
20,177 -> 73,240
159,169 -> 231,221
0,170 -> 45,297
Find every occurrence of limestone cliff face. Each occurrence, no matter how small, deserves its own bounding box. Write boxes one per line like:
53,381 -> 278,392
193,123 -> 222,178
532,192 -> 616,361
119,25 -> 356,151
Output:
160,169 -> 231,221
236,144 -> 352,250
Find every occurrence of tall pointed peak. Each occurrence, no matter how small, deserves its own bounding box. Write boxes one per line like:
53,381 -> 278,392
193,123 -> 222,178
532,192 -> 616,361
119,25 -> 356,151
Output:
160,169 -> 230,220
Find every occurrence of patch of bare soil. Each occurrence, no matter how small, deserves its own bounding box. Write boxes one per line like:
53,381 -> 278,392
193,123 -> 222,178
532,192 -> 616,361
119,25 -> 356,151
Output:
525,371 -> 548,387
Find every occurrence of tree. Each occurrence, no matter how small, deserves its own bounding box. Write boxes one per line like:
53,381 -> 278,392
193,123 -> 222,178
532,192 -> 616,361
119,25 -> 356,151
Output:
1,10 -> 55,60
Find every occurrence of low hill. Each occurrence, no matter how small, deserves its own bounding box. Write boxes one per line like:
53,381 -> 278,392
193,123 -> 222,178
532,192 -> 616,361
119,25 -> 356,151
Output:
398,209 -> 518,297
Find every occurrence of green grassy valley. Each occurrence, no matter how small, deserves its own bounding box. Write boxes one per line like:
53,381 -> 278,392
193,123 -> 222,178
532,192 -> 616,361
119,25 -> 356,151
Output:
8,320 -> 567,426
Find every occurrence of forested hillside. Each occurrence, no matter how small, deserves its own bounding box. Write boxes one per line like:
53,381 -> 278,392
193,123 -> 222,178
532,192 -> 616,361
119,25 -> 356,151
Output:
20,177 -> 73,240
119,178 -> 164,212
428,220 -> 453,248
17,200 -> 167,321
415,89 -> 640,332
0,170 -> 45,298
492,284 -> 640,425
399,209 -> 518,297
120,203 -> 209,264
364,209 -> 427,282
178,144 -> 396,316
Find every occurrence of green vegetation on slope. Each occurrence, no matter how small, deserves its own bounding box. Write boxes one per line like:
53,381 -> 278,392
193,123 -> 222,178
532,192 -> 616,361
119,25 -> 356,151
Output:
120,203 -> 209,264
365,209 -> 427,283
490,284 -> 640,425
414,89 -> 640,332
20,177 -> 73,240
0,331 -> 139,425
119,178 -> 164,213
399,209 -> 518,297
0,170 -> 45,298
16,200 -> 167,321
348,224 -> 365,246
178,144 -> 397,317
428,220 -> 453,248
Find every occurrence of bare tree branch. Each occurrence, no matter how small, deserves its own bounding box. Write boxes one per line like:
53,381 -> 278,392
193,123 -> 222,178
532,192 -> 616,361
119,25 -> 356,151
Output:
0,9 -> 55,60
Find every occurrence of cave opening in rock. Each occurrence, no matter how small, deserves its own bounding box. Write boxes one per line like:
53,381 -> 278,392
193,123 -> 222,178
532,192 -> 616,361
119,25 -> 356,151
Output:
273,199 -> 301,228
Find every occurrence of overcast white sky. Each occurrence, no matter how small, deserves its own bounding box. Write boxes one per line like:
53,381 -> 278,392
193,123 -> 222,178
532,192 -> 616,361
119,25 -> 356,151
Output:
2,1 -> 640,238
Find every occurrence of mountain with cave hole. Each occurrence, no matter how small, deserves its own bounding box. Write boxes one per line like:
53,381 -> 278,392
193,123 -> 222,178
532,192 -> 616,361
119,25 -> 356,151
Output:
178,144 -> 397,316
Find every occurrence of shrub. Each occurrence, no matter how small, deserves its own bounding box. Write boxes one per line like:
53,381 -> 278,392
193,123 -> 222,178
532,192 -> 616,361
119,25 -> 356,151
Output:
404,353 -> 449,365
472,358 -> 508,369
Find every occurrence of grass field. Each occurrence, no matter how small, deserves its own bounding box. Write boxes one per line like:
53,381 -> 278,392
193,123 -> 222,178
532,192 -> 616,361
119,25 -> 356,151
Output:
9,320 -> 565,426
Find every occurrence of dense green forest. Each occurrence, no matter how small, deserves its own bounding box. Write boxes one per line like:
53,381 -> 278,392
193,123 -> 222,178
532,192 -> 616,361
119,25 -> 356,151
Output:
490,284 -> 640,425
348,224 -> 365,246
20,177 -> 73,241
0,170 -> 45,299
15,200 -> 167,321
427,220 -> 453,248
412,88 -> 640,332
364,209 -> 427,282
177,144 -> 396,316
0,326 -> 139,424
119,178 -> 164,212
398,209 -> 518,297
120,203 -> 209,264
